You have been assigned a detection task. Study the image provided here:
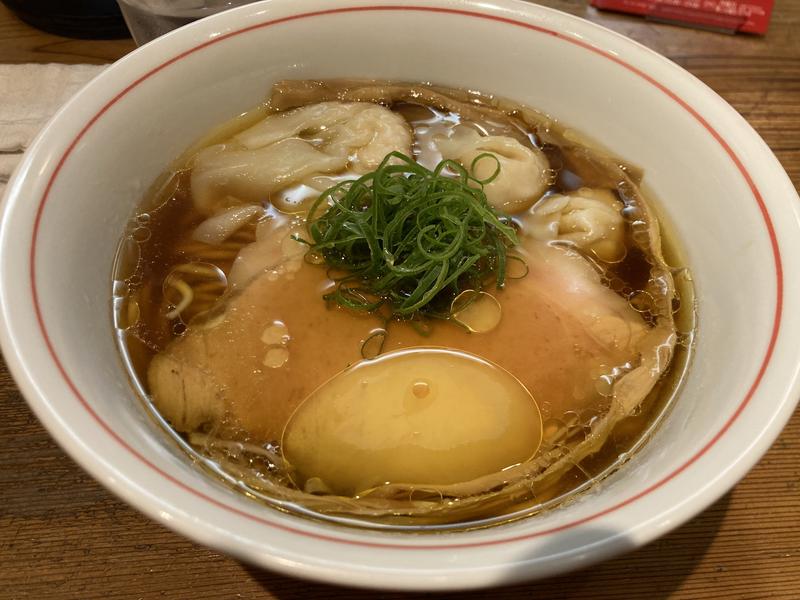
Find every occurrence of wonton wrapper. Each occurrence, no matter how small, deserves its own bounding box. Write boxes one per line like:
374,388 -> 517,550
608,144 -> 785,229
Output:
190,101 -> 411,215
436,125 -> 549,213
528,187 -> 627,262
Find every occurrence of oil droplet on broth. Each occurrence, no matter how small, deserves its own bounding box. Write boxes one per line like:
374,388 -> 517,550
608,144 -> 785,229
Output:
263,346 -> 289,368
451,290 -> 502,333
281,348 -> 542,496
412,380 -> 430,398
505,255 -> 529,279
360,328 -> 386,360
261,320 -> 290,346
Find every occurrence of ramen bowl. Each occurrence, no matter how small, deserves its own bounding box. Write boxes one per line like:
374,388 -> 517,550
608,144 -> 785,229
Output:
1,0 -> 798,591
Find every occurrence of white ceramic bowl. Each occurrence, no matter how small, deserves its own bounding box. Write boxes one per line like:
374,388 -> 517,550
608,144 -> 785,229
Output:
1,0 -> 798,591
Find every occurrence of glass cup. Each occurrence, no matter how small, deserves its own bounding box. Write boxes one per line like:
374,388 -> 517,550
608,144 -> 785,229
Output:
117,0 -> 256,45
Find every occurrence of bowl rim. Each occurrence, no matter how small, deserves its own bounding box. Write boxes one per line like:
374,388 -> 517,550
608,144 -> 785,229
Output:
1,0 -> 798,590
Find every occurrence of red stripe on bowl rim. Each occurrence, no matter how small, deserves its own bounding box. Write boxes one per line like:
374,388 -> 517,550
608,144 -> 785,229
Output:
27,6 -> 782,550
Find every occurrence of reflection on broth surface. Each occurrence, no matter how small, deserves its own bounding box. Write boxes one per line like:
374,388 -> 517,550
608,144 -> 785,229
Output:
114,80 -> 694,528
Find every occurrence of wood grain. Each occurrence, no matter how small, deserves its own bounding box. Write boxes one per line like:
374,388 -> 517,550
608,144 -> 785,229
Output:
0,0 -> 798,598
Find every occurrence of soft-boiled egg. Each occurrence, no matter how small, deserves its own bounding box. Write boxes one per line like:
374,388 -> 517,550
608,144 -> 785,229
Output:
281,347 -> 542,496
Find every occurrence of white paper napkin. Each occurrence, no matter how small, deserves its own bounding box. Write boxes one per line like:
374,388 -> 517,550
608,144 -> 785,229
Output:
0,63 -> 105,195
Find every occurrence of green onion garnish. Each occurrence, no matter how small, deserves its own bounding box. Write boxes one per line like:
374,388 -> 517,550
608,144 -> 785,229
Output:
297,151 -> 519,320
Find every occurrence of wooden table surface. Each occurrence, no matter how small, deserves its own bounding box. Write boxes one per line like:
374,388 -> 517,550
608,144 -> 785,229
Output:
0,1 -> 798,598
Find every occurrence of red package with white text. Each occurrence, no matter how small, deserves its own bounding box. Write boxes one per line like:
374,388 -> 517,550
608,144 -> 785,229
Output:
591,0 -> 774,34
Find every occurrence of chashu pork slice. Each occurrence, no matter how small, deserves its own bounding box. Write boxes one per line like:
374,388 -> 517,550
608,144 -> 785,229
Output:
147,235 -> 659,444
